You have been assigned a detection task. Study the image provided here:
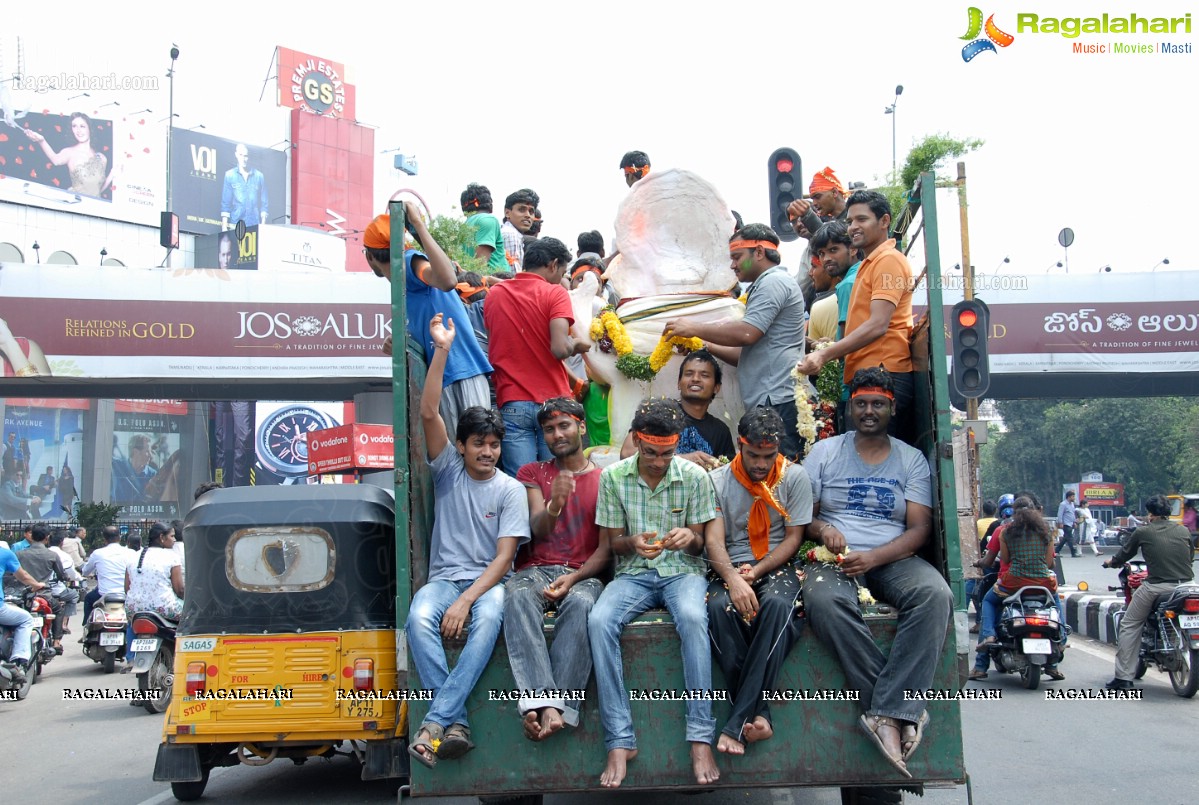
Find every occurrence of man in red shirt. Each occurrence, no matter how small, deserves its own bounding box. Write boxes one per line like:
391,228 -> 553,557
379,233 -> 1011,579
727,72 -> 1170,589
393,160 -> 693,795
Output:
484,237 -> 592,477
504,397 -> 608,742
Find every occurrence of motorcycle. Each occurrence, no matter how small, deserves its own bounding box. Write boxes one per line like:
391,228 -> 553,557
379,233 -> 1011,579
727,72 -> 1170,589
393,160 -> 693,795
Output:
980,585 -> 1066,690
130,610 -> 177,713
83,592 -> 128,673
1109,561 -> 1199,697
1,587 -> 55,698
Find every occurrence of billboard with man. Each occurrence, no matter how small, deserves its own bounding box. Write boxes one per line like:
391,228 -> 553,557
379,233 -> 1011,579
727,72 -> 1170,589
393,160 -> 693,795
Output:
171,129 -> 287,235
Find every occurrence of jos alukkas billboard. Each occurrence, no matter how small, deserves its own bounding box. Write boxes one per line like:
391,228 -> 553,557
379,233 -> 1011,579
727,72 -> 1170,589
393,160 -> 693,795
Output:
0,264 -> 390,380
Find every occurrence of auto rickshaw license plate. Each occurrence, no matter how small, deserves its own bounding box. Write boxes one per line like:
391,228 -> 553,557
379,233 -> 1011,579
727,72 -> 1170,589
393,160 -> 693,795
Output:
100,632 -> 124,646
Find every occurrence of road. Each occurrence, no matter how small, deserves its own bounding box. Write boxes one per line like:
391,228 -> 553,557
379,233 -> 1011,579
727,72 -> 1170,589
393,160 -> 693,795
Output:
4,619 -> 1198,804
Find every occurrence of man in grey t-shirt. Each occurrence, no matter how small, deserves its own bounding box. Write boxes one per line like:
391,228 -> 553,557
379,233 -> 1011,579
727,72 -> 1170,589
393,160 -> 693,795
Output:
706,407 -> 811,755
406,313 -> 530,768
801,367 -> 952,779
663,223 -> 806,460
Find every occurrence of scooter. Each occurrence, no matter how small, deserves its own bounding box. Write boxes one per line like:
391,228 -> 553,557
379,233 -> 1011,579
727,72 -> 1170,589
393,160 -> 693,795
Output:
1109,562 -> 1199,697
83,592 -> 128,673
130,610 -> 177,713
981,585 -> 1066,690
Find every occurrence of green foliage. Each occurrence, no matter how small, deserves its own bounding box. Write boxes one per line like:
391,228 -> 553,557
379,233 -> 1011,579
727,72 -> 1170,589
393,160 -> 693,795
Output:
427,214 -> 489,276
899,133 -> 985,191
616,353 -> 655,382
979,398 -> 1199,513
815,358 -> 843,404
72,501 -> 123,552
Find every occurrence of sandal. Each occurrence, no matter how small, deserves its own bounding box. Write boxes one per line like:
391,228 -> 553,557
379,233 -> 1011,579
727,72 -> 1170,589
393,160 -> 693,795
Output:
407,722 -> 443,769
437,722 -> 475,759
858,713 -> 911,779
900,711 -> 930,763
968,669 -> 989,681
975,636 -> 997,650
1045,667 -> 1065,681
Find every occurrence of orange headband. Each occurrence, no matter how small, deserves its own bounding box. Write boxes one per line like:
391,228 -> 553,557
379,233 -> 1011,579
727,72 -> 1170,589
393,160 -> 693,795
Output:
635,431 -> 679,447
739,435 -> 780,449
572,265 -> 603,281
542,410 -> 582,423
730,240 -> 779,252
851,386 -> 895,400
623,165 -> 650,176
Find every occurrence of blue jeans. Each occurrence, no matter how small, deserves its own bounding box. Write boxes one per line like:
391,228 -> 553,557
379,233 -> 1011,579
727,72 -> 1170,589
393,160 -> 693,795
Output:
803,556 -> 953,723
499,401 -> 552,478
406,579 -> 505,729
503,565 -> 602,726
0,603 -> 34,663
588,571 -> 716,751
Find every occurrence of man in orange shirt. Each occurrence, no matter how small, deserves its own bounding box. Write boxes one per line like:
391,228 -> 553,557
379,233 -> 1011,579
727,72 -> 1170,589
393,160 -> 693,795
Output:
795,190 -> 915,442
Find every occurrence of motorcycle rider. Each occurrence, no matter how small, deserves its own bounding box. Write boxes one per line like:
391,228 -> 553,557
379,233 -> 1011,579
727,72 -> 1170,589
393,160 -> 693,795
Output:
7,524 -> 71,653
0,542 -> 48,687
1103,494 -> 1195,691
80,526 -> 133,627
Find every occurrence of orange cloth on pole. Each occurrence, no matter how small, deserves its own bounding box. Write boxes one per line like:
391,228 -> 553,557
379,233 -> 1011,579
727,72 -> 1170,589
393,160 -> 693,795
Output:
730,453 -> 789,560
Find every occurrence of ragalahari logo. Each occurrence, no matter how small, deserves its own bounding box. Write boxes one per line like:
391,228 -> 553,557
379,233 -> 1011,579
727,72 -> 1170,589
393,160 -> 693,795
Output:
961,7 -> 1016,61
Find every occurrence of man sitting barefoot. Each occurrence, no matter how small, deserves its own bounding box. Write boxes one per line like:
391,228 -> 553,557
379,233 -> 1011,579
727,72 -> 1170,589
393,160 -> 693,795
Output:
504,396 -> 608,741
589,398 -> 720,788
706,407 -> 811,755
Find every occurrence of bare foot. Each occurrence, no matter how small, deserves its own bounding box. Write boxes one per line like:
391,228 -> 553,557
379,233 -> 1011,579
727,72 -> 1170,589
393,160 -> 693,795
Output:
538,707 -> 565,740
716,733 -> 745,755
690,741 -> 720,784
522,710 -> 543,741
743,716 -> 773,744
600,747 -> 638,788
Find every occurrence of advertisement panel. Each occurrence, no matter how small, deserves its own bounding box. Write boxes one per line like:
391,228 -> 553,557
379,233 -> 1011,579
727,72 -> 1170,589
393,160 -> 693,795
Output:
2,401 -> 88,518
305,423 -> 393,474
170,130 -> 287,235
0,109 -> 162,227
111,408 -> 185,519
0,264 -> 389,380
1079,482 -> 1125,507
276,47 -> 356,120
252,401 -> 350,484
195,228 -> 259,271
194,224 -> 346,272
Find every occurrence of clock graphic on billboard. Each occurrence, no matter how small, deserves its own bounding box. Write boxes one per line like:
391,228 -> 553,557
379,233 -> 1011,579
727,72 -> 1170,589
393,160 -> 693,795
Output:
255,404 -> 338,480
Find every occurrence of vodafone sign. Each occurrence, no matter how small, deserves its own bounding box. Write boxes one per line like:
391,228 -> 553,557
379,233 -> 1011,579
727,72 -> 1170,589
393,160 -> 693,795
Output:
306,423 -> 394,474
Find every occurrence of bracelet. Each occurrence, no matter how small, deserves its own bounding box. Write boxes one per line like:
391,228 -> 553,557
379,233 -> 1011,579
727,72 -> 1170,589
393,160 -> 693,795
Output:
546,503 -> 562,518
818,523 -> 835,535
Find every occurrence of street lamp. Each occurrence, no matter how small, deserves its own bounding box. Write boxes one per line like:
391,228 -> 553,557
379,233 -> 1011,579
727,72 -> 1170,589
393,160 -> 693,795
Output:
884,85 -> 904,178
1044,260 -> 1063,273
100,248 -> 108,264
32,241 -> 40,264
1150,258 -> 1170,271
1097,265 -> 1111,273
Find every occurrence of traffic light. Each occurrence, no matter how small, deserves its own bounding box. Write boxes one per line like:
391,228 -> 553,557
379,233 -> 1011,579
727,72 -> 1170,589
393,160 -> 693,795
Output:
950,299 -> 991,399
767,147 -> 801,242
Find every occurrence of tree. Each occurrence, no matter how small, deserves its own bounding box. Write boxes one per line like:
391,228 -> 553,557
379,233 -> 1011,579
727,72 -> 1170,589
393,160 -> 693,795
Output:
427,215 -> 490,276
71,501 -> 123,553
880,133 -> 985,227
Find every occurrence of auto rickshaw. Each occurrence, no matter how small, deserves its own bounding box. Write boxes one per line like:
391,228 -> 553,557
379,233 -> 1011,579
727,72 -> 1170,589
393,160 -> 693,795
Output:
152,484 -> 404,801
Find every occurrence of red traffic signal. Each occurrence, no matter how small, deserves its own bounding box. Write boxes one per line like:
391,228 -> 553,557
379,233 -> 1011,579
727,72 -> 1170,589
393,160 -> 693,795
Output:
950,299 -> 990,399
766,147 -> 801,243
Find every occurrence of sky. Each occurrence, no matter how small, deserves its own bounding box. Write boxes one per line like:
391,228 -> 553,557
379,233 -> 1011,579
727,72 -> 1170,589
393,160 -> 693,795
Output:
4,0 -> 1195,280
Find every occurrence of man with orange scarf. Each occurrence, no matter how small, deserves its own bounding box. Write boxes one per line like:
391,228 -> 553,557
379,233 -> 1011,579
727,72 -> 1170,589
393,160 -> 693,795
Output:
706,407 -> 812,756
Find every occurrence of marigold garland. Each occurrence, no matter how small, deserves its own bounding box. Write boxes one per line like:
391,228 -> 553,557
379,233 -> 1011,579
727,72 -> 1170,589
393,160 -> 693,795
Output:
591,308 -> 703,381
649,334 -> 704,373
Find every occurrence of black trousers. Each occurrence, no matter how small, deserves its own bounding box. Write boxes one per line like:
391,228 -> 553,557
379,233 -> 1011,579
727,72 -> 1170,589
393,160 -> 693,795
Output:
707,563 -> 804,740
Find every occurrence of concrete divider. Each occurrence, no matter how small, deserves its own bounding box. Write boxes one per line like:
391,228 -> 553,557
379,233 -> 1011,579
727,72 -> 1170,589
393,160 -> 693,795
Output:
1061,589 -> 1124,646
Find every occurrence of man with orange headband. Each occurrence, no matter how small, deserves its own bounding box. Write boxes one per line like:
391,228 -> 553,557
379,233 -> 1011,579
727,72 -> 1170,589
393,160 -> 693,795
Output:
801,367 -> 952,779
795,190 -> 916,443
619,150 -> 651,188
663,223 -> 806,460
503,396 -> 608,743
787,166 -> 849,241
706,406 -> 811,756
361,203 -> 492,438
589,398 -> 720,789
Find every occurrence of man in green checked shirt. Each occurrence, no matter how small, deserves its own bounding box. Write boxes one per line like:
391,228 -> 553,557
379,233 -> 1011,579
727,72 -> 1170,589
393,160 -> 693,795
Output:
588,398 -> 720,789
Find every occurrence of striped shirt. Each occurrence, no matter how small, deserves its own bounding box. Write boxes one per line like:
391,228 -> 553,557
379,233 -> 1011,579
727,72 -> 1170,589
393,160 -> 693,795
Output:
596,454 -> 717,578
501,220 -> 525,271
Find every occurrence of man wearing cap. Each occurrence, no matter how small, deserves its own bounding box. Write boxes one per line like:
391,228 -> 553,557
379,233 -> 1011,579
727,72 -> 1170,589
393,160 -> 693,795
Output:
662,224 -> 806,461
801,367 -> 951,778
588,398 -> 720,788
362,203 -> 492,438
706,406 -> 811,756
795,190 -> 917,443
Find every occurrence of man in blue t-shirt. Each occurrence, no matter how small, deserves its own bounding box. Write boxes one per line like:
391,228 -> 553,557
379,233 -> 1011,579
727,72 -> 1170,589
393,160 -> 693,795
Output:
800,367 -> 952,779
363,204 -> 492,438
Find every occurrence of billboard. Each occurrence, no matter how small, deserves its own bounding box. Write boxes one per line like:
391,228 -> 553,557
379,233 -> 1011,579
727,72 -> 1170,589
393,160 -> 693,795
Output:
0,263 -> 390,381
0,109 -> 162,226
1079,482 -> 1125,507
195,228 -> 259,271
305,423 -> 393,474
276,47 -> 356,120
290,109 -> 374,273
252,401 -> 350,484
2,399 -> 88,518
171,130 -> 287,235
111,405 -> 187,519
194,224 -> 347,272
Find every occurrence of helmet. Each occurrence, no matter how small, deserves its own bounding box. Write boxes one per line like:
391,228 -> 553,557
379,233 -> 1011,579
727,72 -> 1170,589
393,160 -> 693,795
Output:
998,493 -> 1015,519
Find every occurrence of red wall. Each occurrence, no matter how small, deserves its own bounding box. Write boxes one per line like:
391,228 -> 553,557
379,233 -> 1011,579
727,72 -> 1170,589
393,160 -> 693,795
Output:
289,109 -> 374,273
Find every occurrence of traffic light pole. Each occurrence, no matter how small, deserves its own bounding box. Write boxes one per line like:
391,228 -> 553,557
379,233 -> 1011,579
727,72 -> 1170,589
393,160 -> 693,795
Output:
955,161 -> 978,422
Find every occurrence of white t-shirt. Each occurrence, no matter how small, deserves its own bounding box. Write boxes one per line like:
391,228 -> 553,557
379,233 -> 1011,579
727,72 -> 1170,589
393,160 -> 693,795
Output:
126,547 -> 183,615
81,543 -> 134,596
